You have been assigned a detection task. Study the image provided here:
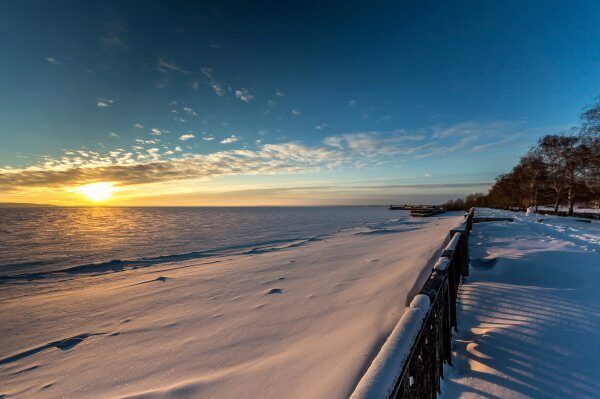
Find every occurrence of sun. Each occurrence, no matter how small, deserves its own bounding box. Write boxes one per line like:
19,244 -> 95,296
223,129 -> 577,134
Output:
76,182 -> 115,202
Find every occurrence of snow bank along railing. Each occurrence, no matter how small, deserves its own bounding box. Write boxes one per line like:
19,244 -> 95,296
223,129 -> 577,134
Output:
351,208 -> 475,399
534,209 -> 600,220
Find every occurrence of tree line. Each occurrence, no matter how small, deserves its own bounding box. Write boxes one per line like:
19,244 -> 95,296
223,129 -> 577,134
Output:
444,99 -> 600,215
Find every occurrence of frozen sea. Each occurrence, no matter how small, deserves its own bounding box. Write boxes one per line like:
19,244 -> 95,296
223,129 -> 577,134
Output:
0,206 -> 399,277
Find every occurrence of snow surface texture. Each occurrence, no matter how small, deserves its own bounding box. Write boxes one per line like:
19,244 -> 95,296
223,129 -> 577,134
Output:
0,214 -> 461,399
441,208 -> 600,399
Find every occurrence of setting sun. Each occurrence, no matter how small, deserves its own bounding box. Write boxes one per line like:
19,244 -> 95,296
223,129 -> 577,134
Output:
76,182 -> 115,202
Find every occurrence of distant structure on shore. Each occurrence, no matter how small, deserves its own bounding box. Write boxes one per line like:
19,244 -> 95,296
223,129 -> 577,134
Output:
388,204 -> 445,217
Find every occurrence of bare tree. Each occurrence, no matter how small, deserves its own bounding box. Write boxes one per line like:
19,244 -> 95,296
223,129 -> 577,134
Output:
538,135 -> 569,212
580,100 -> 600,207
581,97 -> 600,135
579,132 -> 600,206
451,97 -> 600,213
518,150 -> 546,211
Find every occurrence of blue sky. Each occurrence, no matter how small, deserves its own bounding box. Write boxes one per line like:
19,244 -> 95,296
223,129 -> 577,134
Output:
1,1 -> 600,205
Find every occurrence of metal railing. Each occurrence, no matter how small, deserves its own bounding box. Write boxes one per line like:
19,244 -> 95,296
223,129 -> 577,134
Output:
351,208 -> 475,399
390,209 -> 473,398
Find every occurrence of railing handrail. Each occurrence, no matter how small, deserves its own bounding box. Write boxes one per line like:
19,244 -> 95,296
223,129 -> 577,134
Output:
350,208 -> 475,399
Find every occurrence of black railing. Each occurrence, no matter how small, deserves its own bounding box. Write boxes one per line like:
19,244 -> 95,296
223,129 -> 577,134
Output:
351,208 -> 475,399
391,209 -> 473,398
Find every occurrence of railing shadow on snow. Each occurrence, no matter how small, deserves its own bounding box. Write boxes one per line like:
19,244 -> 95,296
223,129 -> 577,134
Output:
534,208 -> 600,220
350,208 -> 475,399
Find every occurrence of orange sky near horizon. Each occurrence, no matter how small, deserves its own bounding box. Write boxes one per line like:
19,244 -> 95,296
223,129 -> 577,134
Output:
1,177 -> 493,207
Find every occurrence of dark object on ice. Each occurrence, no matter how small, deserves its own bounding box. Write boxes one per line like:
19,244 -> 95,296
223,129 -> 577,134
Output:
410,207 -> 444,217
388,204 -> 445,217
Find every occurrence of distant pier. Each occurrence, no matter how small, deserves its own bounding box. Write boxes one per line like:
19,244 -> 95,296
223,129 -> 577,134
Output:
388,204 -> 445,217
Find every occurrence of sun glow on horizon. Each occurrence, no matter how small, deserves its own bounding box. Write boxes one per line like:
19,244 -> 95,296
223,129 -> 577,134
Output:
76,182 -> 115,202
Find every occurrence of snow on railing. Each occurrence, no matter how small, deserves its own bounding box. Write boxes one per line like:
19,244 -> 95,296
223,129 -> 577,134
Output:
351,208 -> 475,399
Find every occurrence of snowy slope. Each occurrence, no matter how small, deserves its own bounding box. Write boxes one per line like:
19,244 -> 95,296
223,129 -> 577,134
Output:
0,214 -> 461,399
441,209 -> 600,399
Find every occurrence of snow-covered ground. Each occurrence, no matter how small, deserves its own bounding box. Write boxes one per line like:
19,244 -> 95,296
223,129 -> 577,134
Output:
0,214 -> 461,399
441,209 -> 600,399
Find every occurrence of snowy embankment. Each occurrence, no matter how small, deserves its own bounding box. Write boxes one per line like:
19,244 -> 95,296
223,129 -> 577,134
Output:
441,209 -> 600,399
0,214 -> 461,399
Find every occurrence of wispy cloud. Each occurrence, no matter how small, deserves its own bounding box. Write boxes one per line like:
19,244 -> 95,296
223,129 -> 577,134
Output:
275,89 -> 284,97
136,139 -> 158,145
188,79 -> 199,90
154,77 -> 169,89
0,121 -> 532,193
183,107 -> 197,116
322,130 -> 452,165
200,67 -> 214,80
45,57 -> 61,65
432,121 -> 512,139
109,132 -> 119,138
211,83 -> 225,96
157,57 -> 188,74
134,123 -> 144,129
198,66 -> 230,98
97,98 -> 115,108
291,109 -> 301,116
235,88 -> 254,103
0,143 -> 343,190
101,17 -> 128,51
150,128 -> 164,136
220,134 -> 239,144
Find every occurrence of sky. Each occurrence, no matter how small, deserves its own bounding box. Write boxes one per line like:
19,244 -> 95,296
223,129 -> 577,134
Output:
1,0 -> 600,206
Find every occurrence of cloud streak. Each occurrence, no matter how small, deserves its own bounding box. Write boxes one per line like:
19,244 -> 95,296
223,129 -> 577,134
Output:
97,98 -> 115,108
220,135 -> 239,144
157,57 -> 189,74
235,88 -> 254,103
0,143 -> 343,190
45,57 -> 61,65
0,121 -> 528,193
101,18 -> 128,51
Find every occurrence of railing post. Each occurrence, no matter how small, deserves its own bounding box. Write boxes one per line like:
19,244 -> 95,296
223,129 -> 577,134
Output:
465,208 -> 475,233
450,224 -> 469,277
432,258 -> 452,365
